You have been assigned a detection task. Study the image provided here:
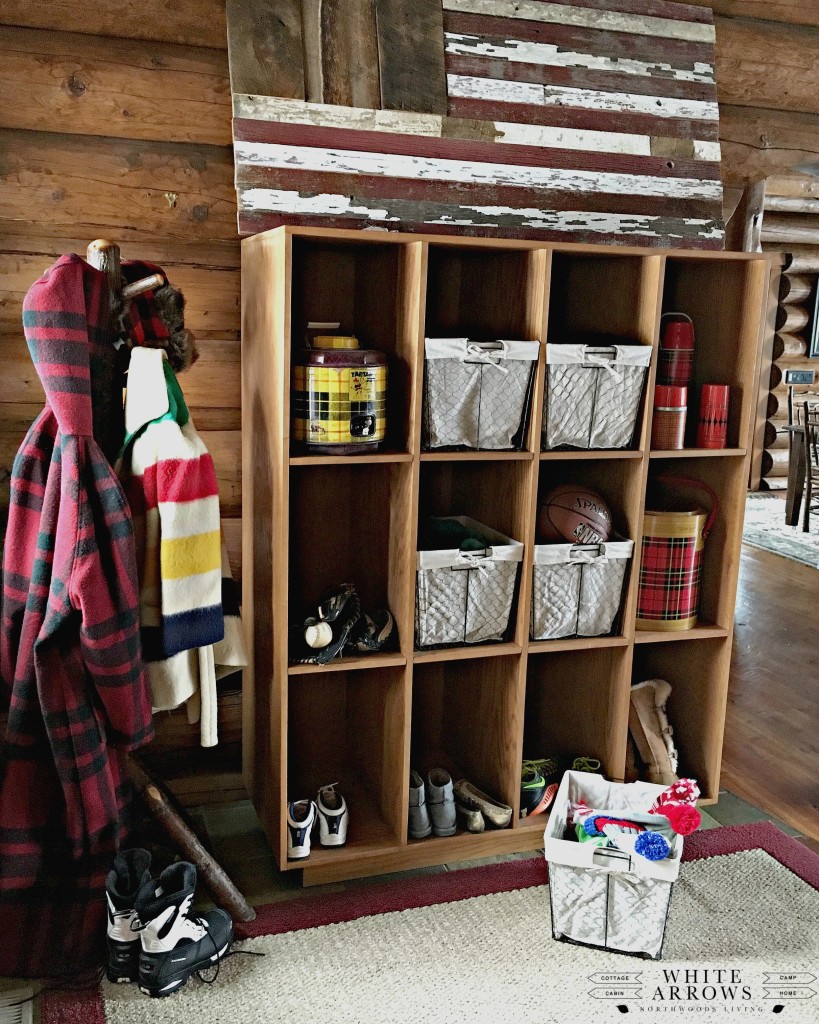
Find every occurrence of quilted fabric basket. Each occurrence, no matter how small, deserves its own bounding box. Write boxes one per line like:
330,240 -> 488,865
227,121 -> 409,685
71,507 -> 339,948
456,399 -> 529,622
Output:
530,539 -> 634,641
423,339 -> 539,450
415,517 -> 523,648
544,772 -> 681,960
542,344 -> 651,450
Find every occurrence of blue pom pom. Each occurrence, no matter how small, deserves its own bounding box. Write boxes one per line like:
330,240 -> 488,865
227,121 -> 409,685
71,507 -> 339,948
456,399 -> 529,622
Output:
583,816 -> 604,837
635,831 -> 671,861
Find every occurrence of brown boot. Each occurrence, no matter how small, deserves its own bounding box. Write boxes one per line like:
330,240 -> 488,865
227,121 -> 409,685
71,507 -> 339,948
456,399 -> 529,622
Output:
629,679 -> 679,786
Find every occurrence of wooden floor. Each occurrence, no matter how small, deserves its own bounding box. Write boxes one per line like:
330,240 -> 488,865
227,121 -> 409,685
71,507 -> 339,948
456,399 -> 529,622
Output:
722,544 -> 819,841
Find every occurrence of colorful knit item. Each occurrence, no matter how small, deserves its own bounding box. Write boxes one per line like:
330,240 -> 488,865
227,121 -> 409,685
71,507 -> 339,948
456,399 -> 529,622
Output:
635,831 -> 672,861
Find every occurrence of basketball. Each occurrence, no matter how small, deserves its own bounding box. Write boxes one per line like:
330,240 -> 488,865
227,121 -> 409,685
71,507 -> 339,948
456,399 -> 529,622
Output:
538,485 -> 613,544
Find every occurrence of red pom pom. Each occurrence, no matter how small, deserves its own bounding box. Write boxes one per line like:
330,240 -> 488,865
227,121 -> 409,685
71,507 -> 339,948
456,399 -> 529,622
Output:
660,802 -> 701,836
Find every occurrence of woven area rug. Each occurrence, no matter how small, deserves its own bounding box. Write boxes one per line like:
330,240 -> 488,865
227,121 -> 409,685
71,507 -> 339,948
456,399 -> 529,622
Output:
43,824 -> 819,1024
743,494 -> 819,568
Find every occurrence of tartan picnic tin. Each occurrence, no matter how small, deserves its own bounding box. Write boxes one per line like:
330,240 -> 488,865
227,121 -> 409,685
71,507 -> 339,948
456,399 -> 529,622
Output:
658,313 -> 695,388
292,335 -> 387,454
636,478 -> 717,632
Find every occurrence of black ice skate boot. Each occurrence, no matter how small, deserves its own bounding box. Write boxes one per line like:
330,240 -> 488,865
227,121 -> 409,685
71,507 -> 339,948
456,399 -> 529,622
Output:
105,848 -> 152,983
134,862 -> 234,998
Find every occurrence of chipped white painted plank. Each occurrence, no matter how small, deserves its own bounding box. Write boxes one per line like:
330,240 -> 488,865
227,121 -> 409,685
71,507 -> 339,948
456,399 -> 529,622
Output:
234,94 -> 444,135
235,141 -> 724,199
238,188 -> 722,240
233,96 -> 719,160
442,0 -> 715,44
444,31 -> 715,83
447,74 -> 719,121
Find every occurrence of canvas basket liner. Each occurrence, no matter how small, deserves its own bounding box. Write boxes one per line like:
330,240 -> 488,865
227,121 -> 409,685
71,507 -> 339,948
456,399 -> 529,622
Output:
415,516 -> 523,648
423,338 -> 539,450
543,344 -> 651,450
530,538 -> 633,640
544,771 -> 682,959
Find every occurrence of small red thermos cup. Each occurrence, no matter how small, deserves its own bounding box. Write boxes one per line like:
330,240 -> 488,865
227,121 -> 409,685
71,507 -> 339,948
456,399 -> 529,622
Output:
658,313 -> 695,387
651,385 -> 688,450
696,384 -> 730,449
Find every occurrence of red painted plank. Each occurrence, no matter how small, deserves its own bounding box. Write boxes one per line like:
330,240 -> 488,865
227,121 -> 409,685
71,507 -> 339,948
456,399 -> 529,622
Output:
235,164 -> 721,220
443,10 -> 715,70
445,96 -> 720,143
513,0 -> 713,23
232,117 -> 722,181
238,210 -> 723,249
444,52 -> 718,105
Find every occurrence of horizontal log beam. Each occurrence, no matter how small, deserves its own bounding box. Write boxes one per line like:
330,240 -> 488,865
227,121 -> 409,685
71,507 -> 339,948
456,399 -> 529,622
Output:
0,0 -> 228,49
774,329 -> 809,358
763,216 -> 819,246
766,195 -> 819,214
678,1 -> 819,27
0,253 -> 239,338
0,27 -> 231,146
779,273 -> 814,303
775,304 -> 810,333
714,17 -> 819,117
0,129 -> 237,244
718,106 -> 819,184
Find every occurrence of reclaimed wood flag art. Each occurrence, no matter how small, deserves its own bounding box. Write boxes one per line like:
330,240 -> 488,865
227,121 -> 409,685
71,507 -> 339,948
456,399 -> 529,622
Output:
228,0 -> 724,248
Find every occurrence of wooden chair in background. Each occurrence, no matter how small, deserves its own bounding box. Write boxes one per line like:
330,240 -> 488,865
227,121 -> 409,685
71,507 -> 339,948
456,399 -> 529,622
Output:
801,401 -> 819,532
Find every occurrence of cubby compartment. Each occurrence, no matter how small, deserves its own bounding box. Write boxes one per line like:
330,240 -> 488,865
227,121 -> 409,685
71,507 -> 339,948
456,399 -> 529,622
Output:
639,458 -> 748,637
548,251 -> 660,344
417,460 -> 531,647
660,257 -> 767,452
411,656 -> 522,835
289,236 -> 421,456
288,462 -> 414,661
521,646 -> 630,825
632,638 -> 730,801
285,667 -> 406,866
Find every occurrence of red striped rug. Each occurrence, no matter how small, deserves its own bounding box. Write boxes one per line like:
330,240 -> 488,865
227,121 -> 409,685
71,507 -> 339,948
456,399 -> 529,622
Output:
42,823 -> 819,1024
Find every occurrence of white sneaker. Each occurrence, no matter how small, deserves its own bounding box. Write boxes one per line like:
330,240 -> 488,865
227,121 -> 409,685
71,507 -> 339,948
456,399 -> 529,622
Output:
287,799 -> 317,859
316,783 -> 349,847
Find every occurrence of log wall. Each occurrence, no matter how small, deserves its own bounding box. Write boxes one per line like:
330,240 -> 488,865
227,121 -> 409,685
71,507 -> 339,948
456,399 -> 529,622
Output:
1,0 -> 818,801
758,175 -> 819,491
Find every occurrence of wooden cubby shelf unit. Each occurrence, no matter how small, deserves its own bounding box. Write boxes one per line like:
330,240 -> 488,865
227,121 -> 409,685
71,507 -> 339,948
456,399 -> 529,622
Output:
242,227 -> 770,884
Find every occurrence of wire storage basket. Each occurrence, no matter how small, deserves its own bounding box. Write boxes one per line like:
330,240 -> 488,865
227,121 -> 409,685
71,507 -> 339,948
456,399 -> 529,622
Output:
423,338 -> 539,450
545,772 -> 682,960
542,344 -> 651,450
415,517 -> 523,648
530,539 -> 634,641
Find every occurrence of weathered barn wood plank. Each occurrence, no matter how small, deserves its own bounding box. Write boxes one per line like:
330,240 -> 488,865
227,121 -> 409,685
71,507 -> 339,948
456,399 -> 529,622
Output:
718,106 -> 819,184
715,17 -> 819,117
233,116 -> 720,179
444,13 -> 716,78
0,130 -> 236,243
442,0 -> 715,43
226,0 -> 304,99
0,27 -> 231,145
234,134 -> 722,198
374,0 -> 447,113
0,253 -> 239,338
237,164 -> 719,220
0,0 -> 229,48
444,53 -> 718,103
319,0 -> 380,108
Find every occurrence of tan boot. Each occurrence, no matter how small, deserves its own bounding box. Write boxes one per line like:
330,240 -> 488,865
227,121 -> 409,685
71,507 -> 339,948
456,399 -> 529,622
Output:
629,679 -> 679,786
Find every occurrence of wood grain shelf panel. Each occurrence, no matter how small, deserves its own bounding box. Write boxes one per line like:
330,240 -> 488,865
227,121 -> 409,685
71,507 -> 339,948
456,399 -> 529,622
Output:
528,636 -> 630,655
633,624 -> 729,645
288,653 -> 407,675
540,450 -> 643,461
413,643 -> 522,664
518,811 -> 551,830
649,449 -> 747,459
420,450 -> 534,462
290,451 -> 413,466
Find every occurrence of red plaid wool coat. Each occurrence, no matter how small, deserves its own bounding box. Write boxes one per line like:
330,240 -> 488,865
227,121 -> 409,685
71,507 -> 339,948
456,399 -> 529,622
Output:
0,254 -> 153,977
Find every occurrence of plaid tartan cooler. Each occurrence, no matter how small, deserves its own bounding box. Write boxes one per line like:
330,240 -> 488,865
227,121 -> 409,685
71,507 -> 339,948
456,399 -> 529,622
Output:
636,479 -> 718,631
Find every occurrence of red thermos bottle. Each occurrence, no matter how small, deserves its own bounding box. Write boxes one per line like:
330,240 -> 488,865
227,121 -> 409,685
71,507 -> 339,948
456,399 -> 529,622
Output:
696,384 -> 730,449
658,313 -> 695,387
